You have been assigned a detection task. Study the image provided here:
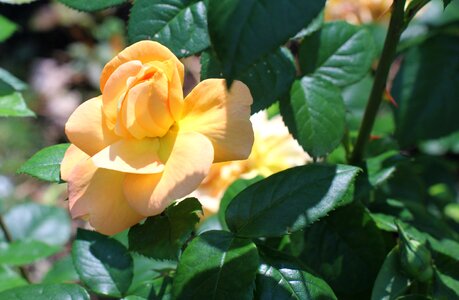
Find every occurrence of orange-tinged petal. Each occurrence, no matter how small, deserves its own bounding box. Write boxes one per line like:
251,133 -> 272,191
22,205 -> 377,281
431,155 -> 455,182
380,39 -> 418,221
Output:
92,138 -> 164,174
179,79 -> 254,162
65,96 -> 119,156
124,131 -> 213,215
66,158 -> 144,235
60,145 -> 89,182
100,41 -> 184,91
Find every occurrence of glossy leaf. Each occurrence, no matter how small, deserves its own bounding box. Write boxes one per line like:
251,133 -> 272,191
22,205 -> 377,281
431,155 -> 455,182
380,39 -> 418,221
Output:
4,202 -> 71,246
226,164 -> 359,238
207,0 -> 325,84
0,266 -> 28,292
172,230 -> 259,299
201,48 -> 296,113
0,92 -> 34,117
128,198 -> 202,260
72,229 -> 133,298
299,203 -> 386,299
57,0 -> 128,12
128,0 -> 209,57
0,284 -> 90,300
17,143 -> 70,182
0,16 -> 17,42
0,240 -> 61,266
299,21 -> 375,87
287,76 -> 345,157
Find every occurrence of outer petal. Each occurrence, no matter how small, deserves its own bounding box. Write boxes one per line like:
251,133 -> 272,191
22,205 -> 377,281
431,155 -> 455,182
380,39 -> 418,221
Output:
92,138 -> 164,174
100,41 -> 184,91
65,96 -> 119,156
60,145 -> 89,182
123,131 -> 213,215
179,79 -> 254,162
66,158 -> 144,235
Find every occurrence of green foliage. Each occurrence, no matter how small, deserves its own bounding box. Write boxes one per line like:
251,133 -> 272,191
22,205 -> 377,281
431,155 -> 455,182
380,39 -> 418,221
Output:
0,266 -> 27,292
0,284 -> 90,299
172,230 -> 259,299
128,198 -> 202,260
0,16 -> 17,42
57,0 -> 128,12
128,0 -> 209,58
17,144 -> 70,183
0,240 -> 61,266
42,256 -> 79,284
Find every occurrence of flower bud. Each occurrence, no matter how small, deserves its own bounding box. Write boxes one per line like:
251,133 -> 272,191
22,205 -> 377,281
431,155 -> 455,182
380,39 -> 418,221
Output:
399,237 -> 433,282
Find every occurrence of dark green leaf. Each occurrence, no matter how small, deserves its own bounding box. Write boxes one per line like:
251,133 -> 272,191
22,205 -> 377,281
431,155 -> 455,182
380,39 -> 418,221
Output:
434,268 -> 459,299
288,76 -> 345,157
299,21 -> 375,87
0,284 -> 90,300
128,198 -> 202,260
4,202 -> 71,246
42,256 -> 79,284
201,48 -> 296,113
207,0 -> 325,84
365,151 -> 406,187
0,68 -> 27,95
0,92 -> 34,117
443,0 -> 452,8
226,164 -> 359,238
172,230 -> 258,299
299,203 -> 386,298
128,0 -> 209,57
72,229 -> 133,297
17,144 -> 70,182
371,247 -> 411,300
392,35 -> 459,147
57,0 -> 127,12
0,266 -> 28,292
0,240 -> 61,266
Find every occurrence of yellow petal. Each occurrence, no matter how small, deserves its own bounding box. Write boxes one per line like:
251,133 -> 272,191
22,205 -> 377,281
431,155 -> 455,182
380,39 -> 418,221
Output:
179,79 -> 254,162
92,138 -> 164,174
66,158 -> 144,235
124,131 -> 213,215
100,41 -> 184,92
65,96 -> 119,156
60,145 -> 89,182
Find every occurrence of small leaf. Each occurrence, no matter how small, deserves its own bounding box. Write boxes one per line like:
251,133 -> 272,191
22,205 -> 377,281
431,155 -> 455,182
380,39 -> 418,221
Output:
17,143 -> 70,182
299,21 -> 375,87
172,230 -> 259,299
0,68 -> 27,94
287,76 -> 345,157
0,92 -> 34,117
72,229 -> 134,297
0,266 -> 28,292
0,15 -> 17,42
226,164 -> 359,238
128,198 -> 202,260
128,0 -> 209,58
42,256 -> 79,284
371,247 -> 411,300
56,0 -> 128,12
0,240 -> 61,266
0,283 -> 90,300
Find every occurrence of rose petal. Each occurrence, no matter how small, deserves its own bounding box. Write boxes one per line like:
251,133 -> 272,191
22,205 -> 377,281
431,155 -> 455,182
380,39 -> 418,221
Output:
180,79 -> 254,162
124,131 -> 213,215
60,145 -> 89,182
92,138 -> 164,174
65,96 -> 119,156
100,41 -> 184,92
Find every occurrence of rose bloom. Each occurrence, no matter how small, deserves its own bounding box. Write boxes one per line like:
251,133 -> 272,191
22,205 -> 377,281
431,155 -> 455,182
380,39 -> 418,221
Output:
325,0 -> 392,24
194,111 -> 310,215
60,41 -> 254,235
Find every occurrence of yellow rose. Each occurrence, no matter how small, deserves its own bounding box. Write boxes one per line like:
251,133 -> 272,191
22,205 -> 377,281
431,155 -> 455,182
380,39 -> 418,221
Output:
325,0 -> 392,24
60,41 -> 254,235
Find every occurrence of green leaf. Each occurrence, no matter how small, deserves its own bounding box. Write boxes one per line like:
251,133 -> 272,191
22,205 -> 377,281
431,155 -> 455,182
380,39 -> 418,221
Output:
0,284 -> 90,300
42,256 -> 79,284
255,257 -> 337,300
201,48 -> 296,113
392,34 -> 459,147
299,21 -> 375,87
172,230 -> 259,299
17,143 -> 70,182
3,202 -> 71,246
128,198 -> 202,260
72,229 -> 134,297
218,176 -> 264,230
443,0 -> 452,8
371,247 -> 411,300
287,76 -> 345,157
0,68 -> 27,94
0,92 -> 34,117
434,268 -> 459,299
299,203 -> 386,298
0,15 -> 17,42
0,240 -> 61,266
225,164 -> 359,238
56,0 -> 128,12
128,0 -> 209,58
207,0 -> 325,84
0,266 -> 28,292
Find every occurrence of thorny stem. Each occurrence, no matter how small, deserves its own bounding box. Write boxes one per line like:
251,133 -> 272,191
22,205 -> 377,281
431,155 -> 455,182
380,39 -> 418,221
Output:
350,0 -> 406,164
0,215 -> 31,283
